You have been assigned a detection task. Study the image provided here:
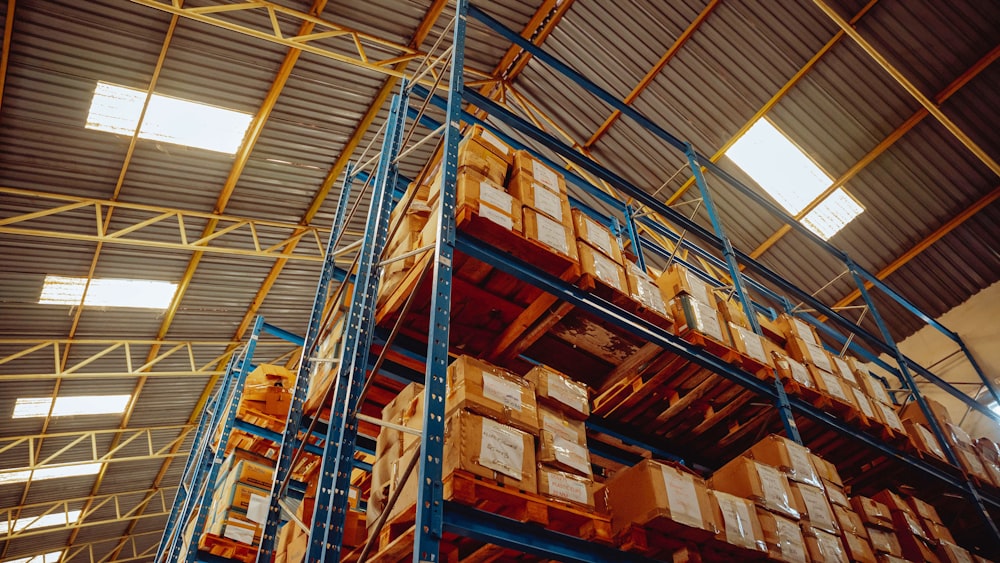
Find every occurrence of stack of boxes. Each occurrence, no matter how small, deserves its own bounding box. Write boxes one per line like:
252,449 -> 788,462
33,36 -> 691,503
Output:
201,452 -> 275,550
239,364 -> 295,419
658,264 -> 730,348
899,399 -> 999,486
510,150 -> 578,263
852,495 -> 898,561
571,208 -> 628,294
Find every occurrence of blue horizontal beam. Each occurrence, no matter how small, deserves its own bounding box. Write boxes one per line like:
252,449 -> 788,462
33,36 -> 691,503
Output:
261,322 -> 304,346
232,419 -> 323,457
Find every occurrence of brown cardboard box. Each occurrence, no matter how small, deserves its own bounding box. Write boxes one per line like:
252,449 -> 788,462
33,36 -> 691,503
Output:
955,445 -> 992,482
811,454 -> 844,488
571,209 -> 623,262
708,490 -> 768,553
905,420 -> 947,461
244,364 -> 295,400
537,465 -> 599,508
511,150 -> 567,193
943,422 -> 974,449
899,530 -> 941,563
213,476 -> 270,515
906,496 -> 942,524
842,531 -> 878,563
872,401 -> 907,435
466,125 -> 514,163
526,366 -> 589,419
974,438 -> 1000,487
656,263 -> 717,304
716,297 -> 751,331
538,429 -> 593,478
786,336 -> 835,374
756,507 -> 809,563
890,509 -> 928,541
376,382 -> 427,460
758,312 -> 787,345
745,434 -> 822,488
342,510 -> 367,549
285,523 -> 307,563
264,386 -> 291,417
451,169 -> 524,233
851,496 -> 893,530
824,484 -> 851,509
937,542 -> 975,563
857,371 -> 894,405
729,322 -> 773,367
710,456 -> 800,520
898,397 -> 953,428
872,490 -> 915,515
626,262 -> 672,321
851,387 -> 879,423
776,314 -> 822,347
508,176 -> 571,224
457,137 -> 509,185
802,525 -> 849,562
810,365 -> 856,407
599,459 -> 716,538
775,354 -> 818,392
536,404 -> 587,445
218,458 -> 275,491
522,208 -> 578,262
832,504 -> 868,538
447,355 -> 539,435
829,356 -> 860,387
205,511 -> 262,546
790,482 -> 837,534
922,518 -> 955,544
577,241 -> 628,293
670,295 -> 730,346
867,526 -> 902,557
275,522 -> 291,563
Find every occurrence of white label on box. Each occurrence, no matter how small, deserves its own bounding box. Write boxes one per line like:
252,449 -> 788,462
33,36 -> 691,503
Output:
585,218 -> 615,257
547,374 -> 587,415
793,317 -> 818,345
542,410 -> 580,444
818,370 -> 849,402
480,417 -> 525,480
552,435 -> 591,476
755,463 -> 793,516
535,213 -> 569,255
482,371 -> 522,411
480,130 -> 509,154
916,425 -> 945,458
876,402 -> 905,432
531,160 -> 560,191
788,358 -> 812,388
591,252 -> 623,291
636,277 -> 668,314
660,465 -> 702,530
683,270 -> 715,304
826,485 -> 849,507
786,444 -> 819,487
546,471 -> 589,505
816,531 -> 846,562
532,184 -> 564,221
852,388 -> 876,419
806,342 -> 833,373
734,324 -> 767,363
833,357 -> 858,385
479,181 -> 513,213
478,204 -> 513,231
715,491 -> 753,546
867,377 -> 891,404
962,448 -> 986,474
223,523 -> 256,545
799,485 -> 835,531
774,516 -> 806,563
695,302 -> 725,343
245,492 -> 270,524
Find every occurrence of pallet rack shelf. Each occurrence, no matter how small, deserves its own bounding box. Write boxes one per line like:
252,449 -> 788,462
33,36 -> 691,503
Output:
158,2 -> 1000,561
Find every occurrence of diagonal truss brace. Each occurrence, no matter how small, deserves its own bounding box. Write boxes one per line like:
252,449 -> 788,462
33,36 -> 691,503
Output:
7,530 -> 164,563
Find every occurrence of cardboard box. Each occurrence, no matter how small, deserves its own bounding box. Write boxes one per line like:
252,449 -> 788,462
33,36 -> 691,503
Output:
825,483 -> 851,509
626,262 -> 672,321
802,525 -> 849,563
943,422 -> 974,449
790,481 -> 837,534
810,455 -> 842,487
599,459 -> 716,538
857,372 -> 894,405
745,434 -> 822,488
758,312 -> 787,344
578,241 -> 628,293
450,168 -> 524,233
275,521 -> 291,563
776,314 -> 821,347
244,364 -> 296,400
872,401 -> 907,434
285,523 -> 307,563
905,420 -> 947,461
571,209 -> 623,262
810,365 -> 856,407
937,542 -> 974,563
718,297 -> 751,331
898,397 -> 953,428
756,507 -> 809,563
898,530 -> 941,563
342,510 -> 366,549
376,382 -> 427,460
729,322 -> 773,366
508,175 -> 571,223
786,336 -> 835,374
466,124 -> 514,163
832,505 -> 868,538
538,429 -> 593,478
213,476 -> 271,515
656,263 -> 717,304
955,445 -> 992,483
671,295 -> 730,346
511,150 -> 567,193
867,526 -> 902,556
851,387 -> 878,422
537,465 -> 598,508
851,496 -> 893,530
974,438 -> 1000,487
842,531 -> 878,563
218,458 -> 275,491
264,386 -> 291,417
536,404 -> 587,445
872,490 -> 915,515
710,456 -> 800,520
447,355 -> 539,435
523,208 -> 578,261
457,137 -> 509,185
708,490 -> 767,553
922,518 -> 955,544
890,509 -> 928,541
775,354 -> 817,392
829,356 -> 860,387
906,495 -> 942,524
526,366 -> 589,419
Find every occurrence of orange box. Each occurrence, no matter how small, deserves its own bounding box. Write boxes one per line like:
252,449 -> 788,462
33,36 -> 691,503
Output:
707,490 -> 768,554
709,456 -> 800,520
802,525 -> 848,562
867,526 -> 902,556
810,454 -> 844,488
465,124 -> 514,163
785,336 -> 834,374
538,429 -> 593,478
829,355 -> 860,387
832,504 -> 867,538
453,169 -> 523,233
775,354 -> 817,392
824,483 -> 850,509
904,420 -> 947,462
921,518 -> 954,544
755,507 -> 808,562
457,136 -> 510,185
447,355 -> 539,435
571,209 -> 623,263
264,386 -> 291,417
625,262 -> 672,321
578,241 -> 628,293
775,314 -> 821,346
857,372 -> 894,405
522,208 -> 579,262
508,175 -> 572,223
851,496 -> 893,530
842,531 -> 877,563
898,397 -> 953,428
656,263 -> 717,304
537,465 -> 599,508
810,365 -> 856,407
871,401 -> 907,435
936,541 -> 974,563
728,323 -> 773,367
718,298 -> 751,331
872,490 -> 915,515
599,459 -> 716,538
890,509 -> 928,541
789,482 -> 836,534
671,295 -> 731,346
527,366 -> 590,420
906,496 -> 942,524
511,150 -> 567,193
744,434 -> 821,488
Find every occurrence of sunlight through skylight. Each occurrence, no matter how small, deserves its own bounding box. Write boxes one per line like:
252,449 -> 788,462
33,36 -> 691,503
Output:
86,82 -> 252,154
726,118 -> 863,240
39,276 -> 177,309
12,396 -> 132,419
5,550 -> 65,563
0,511 -> 82,535
0,464 -> 103,485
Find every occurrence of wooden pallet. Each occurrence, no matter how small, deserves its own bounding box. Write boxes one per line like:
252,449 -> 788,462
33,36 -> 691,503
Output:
198,532 -> 259,563
615,524 -> 703,561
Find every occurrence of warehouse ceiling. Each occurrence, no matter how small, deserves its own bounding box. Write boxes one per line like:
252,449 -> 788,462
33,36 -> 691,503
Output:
0,0 -> 997,561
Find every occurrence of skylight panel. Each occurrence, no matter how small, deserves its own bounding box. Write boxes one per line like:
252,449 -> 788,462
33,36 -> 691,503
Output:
5,550 -> 65,563
0,510 -> 81,535
0,464 -> 103,486
86,82 -> 252,154
726,118 -> 863,240
38,276 -> 177,309
12,396 -> 132,419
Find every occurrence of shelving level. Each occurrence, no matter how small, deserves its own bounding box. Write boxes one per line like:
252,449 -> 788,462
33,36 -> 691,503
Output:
158,2 -> 1000,562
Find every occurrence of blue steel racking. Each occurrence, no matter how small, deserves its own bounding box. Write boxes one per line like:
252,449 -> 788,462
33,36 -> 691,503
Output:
164,1 -> 1000,561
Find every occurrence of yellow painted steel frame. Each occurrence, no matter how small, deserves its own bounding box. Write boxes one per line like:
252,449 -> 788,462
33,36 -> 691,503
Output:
8,530 -> 164,563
